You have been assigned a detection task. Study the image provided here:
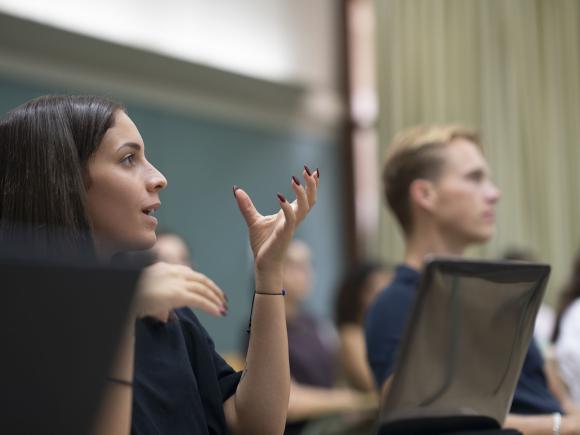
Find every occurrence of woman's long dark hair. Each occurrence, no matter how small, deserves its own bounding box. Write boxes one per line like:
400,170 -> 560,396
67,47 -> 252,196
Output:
552,252 -> 580,343
0,95 -> 123,256
334,262 -> 387,326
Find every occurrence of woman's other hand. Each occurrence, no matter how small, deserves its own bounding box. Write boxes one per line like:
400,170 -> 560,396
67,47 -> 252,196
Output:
233,167 -> 319,291
133,262 -> 227,322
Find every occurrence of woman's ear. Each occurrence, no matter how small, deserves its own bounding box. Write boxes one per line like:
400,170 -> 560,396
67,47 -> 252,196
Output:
409,179 -> 437,212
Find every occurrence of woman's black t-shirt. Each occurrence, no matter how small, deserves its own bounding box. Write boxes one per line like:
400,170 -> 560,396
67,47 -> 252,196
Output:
132,308 -> 242,435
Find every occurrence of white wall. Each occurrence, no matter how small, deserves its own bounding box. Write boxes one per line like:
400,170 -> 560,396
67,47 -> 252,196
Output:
0,0 -> 340,88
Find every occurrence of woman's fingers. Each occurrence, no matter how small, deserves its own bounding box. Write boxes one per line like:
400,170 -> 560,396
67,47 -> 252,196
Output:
290,176 -> 309,222
277,192 -> 297,234
186,280 -> 226,309
185,269 -> 226,303
180,291 -> 225,317
234,186 -> 262,227
136,263 -> 228,320
303,167 -> 318,209
287,167 -> 318,222
178,267 -> 227,311
168,278 -> 225,317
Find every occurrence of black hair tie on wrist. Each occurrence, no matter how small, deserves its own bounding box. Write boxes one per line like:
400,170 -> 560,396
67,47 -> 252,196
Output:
255,290 -> 286,296
246,289 -> 286,333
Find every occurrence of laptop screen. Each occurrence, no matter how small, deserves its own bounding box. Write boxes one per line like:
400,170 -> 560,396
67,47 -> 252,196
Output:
379,258 -> 550,433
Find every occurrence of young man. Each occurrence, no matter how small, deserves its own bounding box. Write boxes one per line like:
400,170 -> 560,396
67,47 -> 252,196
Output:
365,125 -> 580,435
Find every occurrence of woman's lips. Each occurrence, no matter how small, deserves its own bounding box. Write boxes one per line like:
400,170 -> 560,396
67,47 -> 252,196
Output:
143,211 -> 158,226
145,215 -> 159,226
142,201 -> 160,226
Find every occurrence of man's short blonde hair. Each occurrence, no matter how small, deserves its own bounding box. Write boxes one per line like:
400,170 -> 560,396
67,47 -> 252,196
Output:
382,124 -> 481,235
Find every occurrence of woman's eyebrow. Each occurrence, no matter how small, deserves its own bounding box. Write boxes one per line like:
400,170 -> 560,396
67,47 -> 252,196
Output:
117,142 -> 142,152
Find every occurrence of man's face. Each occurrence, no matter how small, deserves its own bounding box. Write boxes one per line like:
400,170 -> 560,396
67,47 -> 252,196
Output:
430,139 -> 501,245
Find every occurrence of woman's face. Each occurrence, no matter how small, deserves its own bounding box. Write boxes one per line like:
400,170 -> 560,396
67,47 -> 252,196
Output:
85,111 -> 167,256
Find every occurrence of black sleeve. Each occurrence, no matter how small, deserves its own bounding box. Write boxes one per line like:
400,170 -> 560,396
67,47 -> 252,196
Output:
211,342 -> 243,401
177,308 -> 242,402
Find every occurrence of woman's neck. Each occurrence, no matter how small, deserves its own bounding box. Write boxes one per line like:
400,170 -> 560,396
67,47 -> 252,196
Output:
92,237 -> 117,263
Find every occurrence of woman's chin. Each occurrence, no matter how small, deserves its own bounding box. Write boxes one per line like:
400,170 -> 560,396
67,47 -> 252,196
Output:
117,233 -> 157,253
134,234 -> 158,251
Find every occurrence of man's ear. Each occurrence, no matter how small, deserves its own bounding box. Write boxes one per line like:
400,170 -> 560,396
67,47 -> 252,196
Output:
409,179 -> 437,212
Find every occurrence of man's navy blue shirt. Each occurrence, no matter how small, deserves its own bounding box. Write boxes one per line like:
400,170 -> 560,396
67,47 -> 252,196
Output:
364,264 -> 563,415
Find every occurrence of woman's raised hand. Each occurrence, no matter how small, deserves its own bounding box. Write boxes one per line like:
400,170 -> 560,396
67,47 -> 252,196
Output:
233,166 -> 319,291
133,262 -> 228,322
131,166 -> 318,320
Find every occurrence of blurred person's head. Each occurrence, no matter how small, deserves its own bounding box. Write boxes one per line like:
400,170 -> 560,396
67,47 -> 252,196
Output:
0,95 -> 167,259
382,124 -> 500,251
335,262 -> 393,327
150,231 -> 192,266
282,239 -> 313,306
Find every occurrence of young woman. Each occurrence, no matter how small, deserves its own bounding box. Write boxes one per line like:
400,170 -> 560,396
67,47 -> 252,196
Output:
0,95 -> 319,435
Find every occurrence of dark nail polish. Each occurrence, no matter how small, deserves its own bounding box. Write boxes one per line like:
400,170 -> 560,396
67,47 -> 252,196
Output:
315,168 -> 320,178
224,294 -> 229,302
277,193 -> 287,203
232,185 -> 239,197
304,165 -> 312,176
292,176 -> 300,186
220,308 -> 227,317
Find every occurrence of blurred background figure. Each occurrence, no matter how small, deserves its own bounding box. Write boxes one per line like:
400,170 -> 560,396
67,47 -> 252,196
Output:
501,248 -> 555,351
122,230 -> 192,269
552,252 -> 580,407
501,247 -> 579,414
334,262 -> 392,392
280,240 -> 377,435
150,230 -> 192,266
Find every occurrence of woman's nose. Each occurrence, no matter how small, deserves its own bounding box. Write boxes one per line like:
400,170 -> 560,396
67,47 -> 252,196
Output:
147,164 -> 168,192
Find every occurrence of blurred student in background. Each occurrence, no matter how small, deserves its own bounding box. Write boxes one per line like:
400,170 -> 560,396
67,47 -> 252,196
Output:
334,262 -> 392,392
365,124 -> 580,434
552,252 -> 580,407
502,248 -> 578,414
148,230 -> 192,266
502,248 -> 556,351
281,240 -> 376,435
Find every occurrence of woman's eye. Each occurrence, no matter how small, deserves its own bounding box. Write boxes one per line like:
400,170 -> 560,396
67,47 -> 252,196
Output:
121,154 -> 135,166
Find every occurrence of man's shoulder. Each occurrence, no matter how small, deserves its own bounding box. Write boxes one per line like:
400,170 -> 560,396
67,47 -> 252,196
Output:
364,265 -> 419,385
366,283 -> 417,339
368,268 -> 418,316
379,279 -> 415,301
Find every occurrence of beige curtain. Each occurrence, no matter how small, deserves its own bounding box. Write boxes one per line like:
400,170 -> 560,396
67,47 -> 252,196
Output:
373,0 -> 580,302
